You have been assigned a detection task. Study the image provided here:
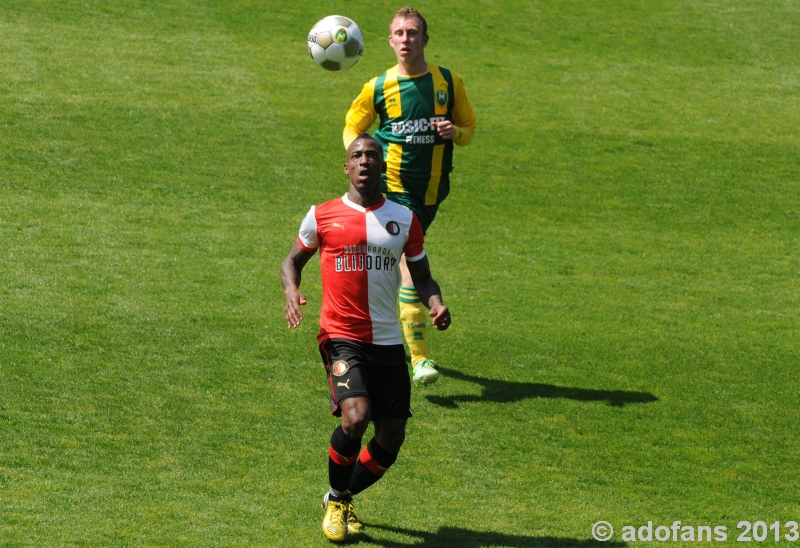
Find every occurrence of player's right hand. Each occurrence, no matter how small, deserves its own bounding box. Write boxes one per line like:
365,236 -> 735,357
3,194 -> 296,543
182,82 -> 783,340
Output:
284,290 -> 307,329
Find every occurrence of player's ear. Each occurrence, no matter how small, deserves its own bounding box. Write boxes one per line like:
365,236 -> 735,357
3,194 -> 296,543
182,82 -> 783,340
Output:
381,161 -> 386,174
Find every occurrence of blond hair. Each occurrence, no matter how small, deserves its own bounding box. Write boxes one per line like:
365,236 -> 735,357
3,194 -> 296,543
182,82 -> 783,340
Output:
391,6 -> 427,36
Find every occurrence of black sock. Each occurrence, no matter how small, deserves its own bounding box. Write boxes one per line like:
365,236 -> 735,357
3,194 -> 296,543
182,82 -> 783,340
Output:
348,438 -> 398,496
328,425 -> 362,494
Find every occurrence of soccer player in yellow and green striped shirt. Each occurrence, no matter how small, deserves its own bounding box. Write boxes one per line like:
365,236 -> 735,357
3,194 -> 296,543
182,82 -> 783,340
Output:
344,7 -> 477,386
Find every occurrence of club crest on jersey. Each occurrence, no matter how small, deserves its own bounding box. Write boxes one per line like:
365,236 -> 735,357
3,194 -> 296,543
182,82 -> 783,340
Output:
332,360 -> 349,376
436,89 -> 448,107
386,221 -> 400,235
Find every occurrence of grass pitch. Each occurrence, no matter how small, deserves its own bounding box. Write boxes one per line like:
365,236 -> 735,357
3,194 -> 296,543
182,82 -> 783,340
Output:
1,1 -> 798,546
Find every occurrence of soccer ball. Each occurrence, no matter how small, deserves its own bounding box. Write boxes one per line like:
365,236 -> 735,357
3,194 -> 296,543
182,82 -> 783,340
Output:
307,15 -> 364,72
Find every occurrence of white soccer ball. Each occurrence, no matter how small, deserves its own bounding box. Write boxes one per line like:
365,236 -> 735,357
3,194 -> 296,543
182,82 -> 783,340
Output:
307,15 -> 364,72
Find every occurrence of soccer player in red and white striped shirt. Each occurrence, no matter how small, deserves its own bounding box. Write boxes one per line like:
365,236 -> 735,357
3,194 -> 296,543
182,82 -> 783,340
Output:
281,133 -> 451,542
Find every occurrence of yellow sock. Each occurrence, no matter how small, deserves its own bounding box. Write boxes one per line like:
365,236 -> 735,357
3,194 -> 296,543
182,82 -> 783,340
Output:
399,286 -> 427,365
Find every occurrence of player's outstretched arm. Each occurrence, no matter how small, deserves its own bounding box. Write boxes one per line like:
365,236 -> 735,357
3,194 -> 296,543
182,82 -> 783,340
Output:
407,255 -> 451,331
280,241 -> 316,329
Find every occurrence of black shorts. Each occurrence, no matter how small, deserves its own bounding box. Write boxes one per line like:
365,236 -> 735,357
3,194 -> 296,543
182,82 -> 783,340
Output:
319,338 -> 412,420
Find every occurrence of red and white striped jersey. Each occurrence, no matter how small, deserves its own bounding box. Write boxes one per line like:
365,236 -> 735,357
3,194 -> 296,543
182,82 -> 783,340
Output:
297,194 -> 426,345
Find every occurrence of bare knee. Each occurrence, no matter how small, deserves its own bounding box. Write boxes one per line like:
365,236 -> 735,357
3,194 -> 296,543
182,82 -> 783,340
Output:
374,419 -> 407,453
400,255 -> 413,287
340,397 -> 370,439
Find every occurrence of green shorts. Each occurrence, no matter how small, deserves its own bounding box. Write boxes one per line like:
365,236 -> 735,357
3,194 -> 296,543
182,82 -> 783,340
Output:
384,192 -> 439,235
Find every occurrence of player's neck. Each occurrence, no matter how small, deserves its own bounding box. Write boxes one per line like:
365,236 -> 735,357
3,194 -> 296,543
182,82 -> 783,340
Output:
397,60 -> 428,77
346,187 -> 383,209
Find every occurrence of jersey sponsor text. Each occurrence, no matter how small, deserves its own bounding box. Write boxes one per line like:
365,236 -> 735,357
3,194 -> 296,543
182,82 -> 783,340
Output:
335,252 -> 397,273
391,116 -> 447,136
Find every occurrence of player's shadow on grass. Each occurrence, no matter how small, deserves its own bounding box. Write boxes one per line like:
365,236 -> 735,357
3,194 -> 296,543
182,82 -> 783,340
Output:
355,524 -> 627,547
427,367 -> 658,408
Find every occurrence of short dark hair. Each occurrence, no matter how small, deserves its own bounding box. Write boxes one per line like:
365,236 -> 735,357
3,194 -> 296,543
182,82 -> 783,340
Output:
392,6 -> 427,36
348,132 -> 384,156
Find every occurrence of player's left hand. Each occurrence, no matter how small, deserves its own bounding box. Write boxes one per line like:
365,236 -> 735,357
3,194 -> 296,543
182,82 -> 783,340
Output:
432,120 -> 455,140
430,305 -> 451,331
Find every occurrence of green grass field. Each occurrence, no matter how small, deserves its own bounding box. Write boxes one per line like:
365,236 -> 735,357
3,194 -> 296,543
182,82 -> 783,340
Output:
1,1 -> 798,546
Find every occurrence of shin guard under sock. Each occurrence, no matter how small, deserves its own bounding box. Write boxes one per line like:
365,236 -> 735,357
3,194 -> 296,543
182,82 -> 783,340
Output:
328,425 -> 362,495
399,286 -> 428,364
348,438 -> 399,496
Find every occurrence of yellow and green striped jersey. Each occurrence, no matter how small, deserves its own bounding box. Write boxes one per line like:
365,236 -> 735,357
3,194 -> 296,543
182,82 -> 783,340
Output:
344,64 -> 476,230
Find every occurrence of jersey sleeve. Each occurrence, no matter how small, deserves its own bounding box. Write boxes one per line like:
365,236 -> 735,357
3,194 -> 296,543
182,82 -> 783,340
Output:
450,71 -> 477,146
343,78 -> 379,149
297,205 -> 319,251
404,213 -> 426,262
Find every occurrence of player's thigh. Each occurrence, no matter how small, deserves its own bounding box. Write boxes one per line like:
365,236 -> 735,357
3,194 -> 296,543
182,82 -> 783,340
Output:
319,339 -> 371,417
365,345 -> 411,422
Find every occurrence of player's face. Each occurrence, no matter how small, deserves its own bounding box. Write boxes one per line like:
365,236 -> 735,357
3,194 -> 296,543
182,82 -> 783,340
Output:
344,139 -> 383,194
389,16 -> 427,66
